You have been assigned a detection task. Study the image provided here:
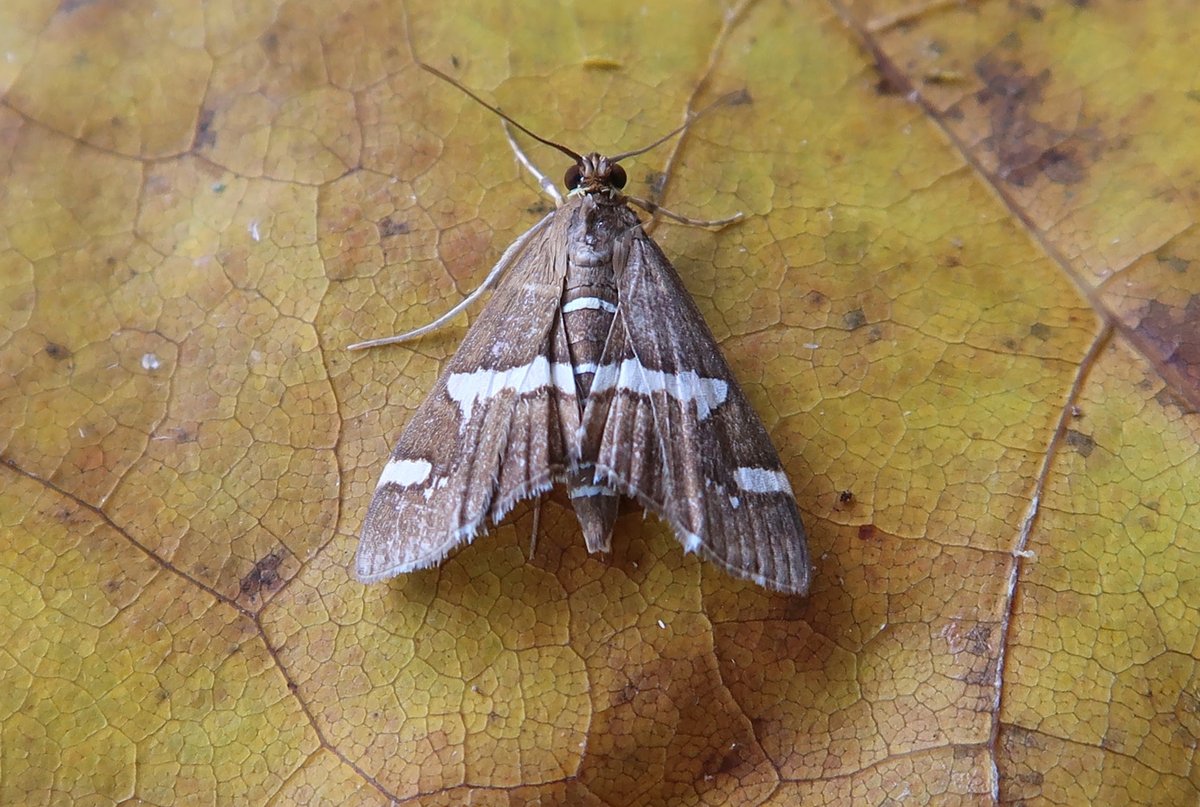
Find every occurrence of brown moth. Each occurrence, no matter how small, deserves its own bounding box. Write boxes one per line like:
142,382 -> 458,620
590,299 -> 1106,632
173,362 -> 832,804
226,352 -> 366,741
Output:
352,64 -> 810,594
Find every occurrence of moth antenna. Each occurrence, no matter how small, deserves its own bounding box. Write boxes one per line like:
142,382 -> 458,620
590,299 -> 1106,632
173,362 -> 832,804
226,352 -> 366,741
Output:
419,63 -> 584,164
610,89 -> 748,162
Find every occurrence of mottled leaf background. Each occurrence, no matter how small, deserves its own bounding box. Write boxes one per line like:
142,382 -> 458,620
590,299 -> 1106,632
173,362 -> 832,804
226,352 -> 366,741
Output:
2,0 -> 1198,804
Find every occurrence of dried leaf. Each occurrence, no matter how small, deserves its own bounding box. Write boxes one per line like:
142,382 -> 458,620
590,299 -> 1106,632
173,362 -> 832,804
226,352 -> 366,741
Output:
2,0 -> 1197,804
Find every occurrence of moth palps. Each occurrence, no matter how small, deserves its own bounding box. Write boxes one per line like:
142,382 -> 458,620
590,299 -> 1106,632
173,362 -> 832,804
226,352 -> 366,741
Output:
351,65 -> 810,595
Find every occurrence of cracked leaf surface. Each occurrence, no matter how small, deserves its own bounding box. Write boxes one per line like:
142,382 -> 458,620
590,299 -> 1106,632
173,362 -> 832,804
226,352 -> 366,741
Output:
2,0 -> 1198,804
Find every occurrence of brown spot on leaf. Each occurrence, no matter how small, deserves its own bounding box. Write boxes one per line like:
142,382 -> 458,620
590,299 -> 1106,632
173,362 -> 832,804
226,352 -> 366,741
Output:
701,741 -> 746,781
1134,298 -> 1200,395
57,0 -> 97,13
44,342 -> 72,360
843,308 -> 867,331
725,88 -> 753,107
965,623 -> 994,656
240,550 -> 284,599
194,108 -> 217,150
644,170 -> 668,202
857,524 -> 877,541
974,57 -> 1100,186
378,216 -> 410,238
1157,253 -> 1190,273
965,655 -> 1000,687
864,38 -> 910,97
613,679 -> 639,707
838,489 -> 855,505
1065,429 -> 1095,457
1154,386 -> 1198,415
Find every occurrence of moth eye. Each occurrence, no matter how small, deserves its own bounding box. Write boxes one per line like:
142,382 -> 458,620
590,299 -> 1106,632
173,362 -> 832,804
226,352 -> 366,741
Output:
610,163 -> 627,189
564,164 -> 583,190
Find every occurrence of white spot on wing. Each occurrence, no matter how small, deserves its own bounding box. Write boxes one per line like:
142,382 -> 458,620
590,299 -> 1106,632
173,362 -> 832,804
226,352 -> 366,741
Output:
422,475 -> 449,499
377,458 -> 432,488
733,466 -> 792,494
591,359 -> 728,420
562,296 -> 618,314
681,530 -> 703,554
570,485 -> 609,498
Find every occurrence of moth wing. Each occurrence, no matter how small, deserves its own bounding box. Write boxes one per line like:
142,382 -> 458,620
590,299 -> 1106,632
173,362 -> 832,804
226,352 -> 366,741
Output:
582,230 -> 810,594
356,216 -> 579,582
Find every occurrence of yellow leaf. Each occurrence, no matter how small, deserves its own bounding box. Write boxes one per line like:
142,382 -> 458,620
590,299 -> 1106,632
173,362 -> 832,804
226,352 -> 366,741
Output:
2,0 -> 1197,804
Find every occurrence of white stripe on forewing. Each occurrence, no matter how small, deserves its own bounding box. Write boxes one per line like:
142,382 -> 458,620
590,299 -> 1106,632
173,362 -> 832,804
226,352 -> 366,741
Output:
377,458 -> 432,488
590,358 -> 729,420
562,296 -> 618,314
733,466 -> 792,494
445,356 -> 729,419
446,357 -> 576,414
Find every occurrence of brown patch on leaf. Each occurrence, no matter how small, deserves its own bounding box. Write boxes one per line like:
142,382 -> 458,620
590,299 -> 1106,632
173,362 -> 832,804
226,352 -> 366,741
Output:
378,216 -> 410,238
964,623 -> 995,656
644,170 -> 668,203
864,38 -> 911,97
44,342 -> 72,360
1065,429 -> 1095,457
1133,298 -> 1200,397
1157,253 -> 1190,273
57,0 -> 98,14
974,57 -> 1100,186
241,551 -> 284,599
1154,386 -> 1198,415
194,108 -> 217,150
1028,322 -> 1052,341
700,741 -> 748,782
843,308 -> 867,331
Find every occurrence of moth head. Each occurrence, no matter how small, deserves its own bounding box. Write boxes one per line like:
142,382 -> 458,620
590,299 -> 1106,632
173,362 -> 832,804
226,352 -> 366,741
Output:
564,153 -> 627,196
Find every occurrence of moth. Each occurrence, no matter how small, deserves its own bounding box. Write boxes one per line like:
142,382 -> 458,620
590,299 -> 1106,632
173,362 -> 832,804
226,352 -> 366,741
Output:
352,64 -> 810,595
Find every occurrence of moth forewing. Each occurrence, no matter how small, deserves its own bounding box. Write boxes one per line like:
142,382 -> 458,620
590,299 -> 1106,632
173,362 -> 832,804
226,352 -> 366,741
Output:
354,67 -> 811,595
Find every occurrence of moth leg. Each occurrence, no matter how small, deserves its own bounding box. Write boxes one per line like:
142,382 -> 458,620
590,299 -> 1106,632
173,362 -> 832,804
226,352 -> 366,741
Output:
528,494 -> 543,559
625,194 -> 743,230
502,121 -> 564,207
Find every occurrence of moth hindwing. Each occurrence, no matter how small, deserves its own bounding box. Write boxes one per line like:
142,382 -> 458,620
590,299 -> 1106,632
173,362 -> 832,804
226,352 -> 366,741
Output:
353,68 -> 810,595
